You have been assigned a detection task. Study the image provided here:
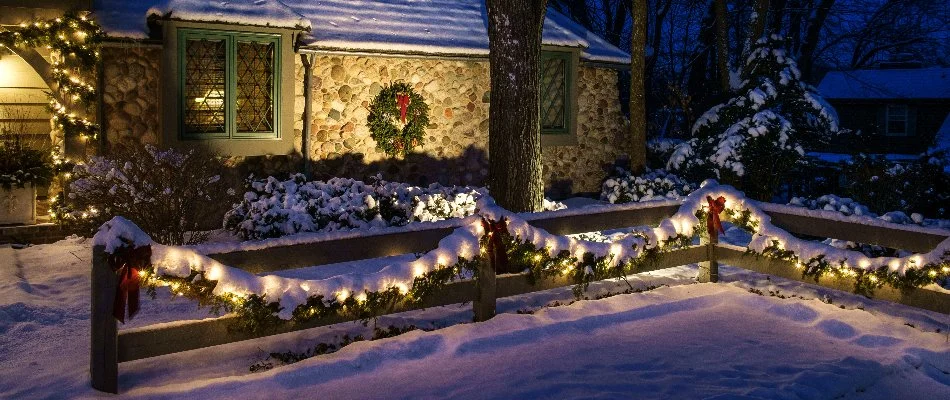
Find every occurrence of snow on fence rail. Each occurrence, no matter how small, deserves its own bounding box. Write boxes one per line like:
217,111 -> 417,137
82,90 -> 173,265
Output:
89,189 -> 950,393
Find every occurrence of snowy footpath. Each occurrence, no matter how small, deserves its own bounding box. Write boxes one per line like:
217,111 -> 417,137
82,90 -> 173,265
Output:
1,237 -> 949,399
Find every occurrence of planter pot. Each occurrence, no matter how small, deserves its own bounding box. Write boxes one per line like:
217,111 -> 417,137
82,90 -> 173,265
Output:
0,184 -> 36,225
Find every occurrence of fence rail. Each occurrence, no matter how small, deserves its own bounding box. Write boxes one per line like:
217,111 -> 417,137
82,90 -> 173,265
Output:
90,201 -> 950,393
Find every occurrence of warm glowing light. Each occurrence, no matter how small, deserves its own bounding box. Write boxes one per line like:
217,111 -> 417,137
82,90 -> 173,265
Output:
412,262 -> 427,278
355,293 -> 367,303
336,289 -> 350,302
868,275 -> 879,283
300,283 -> 310,292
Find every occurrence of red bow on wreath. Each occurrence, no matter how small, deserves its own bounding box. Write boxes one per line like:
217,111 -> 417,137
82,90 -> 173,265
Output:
706,195 -> 727,241
396,93 -> 411,124
481,217 -> 511,274
107,244 -> 151,323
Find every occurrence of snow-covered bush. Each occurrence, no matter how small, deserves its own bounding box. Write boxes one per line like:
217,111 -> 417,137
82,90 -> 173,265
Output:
668,35 -> 839,200
788,194 -> 949,229
225,175 -> 566,240
53,143 -> 235,245
600,168 -> 694,204
838,152 -> 950,218
224,175 -> 474,240
646,138 -> 683,169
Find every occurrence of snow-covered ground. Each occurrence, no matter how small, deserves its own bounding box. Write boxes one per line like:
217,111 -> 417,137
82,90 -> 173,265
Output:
1,233 -> 948,399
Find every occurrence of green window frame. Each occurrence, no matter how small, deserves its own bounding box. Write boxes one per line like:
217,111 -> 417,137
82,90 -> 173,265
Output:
178,28 -> 281,140
540,50 -> 575,135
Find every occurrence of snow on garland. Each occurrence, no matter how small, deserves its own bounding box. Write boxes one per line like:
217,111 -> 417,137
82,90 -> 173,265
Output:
367,82 -> 430,157
96,181 -> 949,330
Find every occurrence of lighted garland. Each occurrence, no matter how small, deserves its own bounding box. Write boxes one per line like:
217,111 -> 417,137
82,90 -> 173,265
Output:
0,12 -> 104,140
367,82 -> 430,157
137,227 -> 687,333
102,183 -> 949,334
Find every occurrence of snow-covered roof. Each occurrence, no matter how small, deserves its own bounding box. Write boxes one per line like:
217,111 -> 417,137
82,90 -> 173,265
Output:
92,0 -> 630,64
817,68 -> 950,100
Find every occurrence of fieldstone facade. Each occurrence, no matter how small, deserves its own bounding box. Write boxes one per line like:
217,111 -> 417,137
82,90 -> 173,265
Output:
542,67 -> 631,195
101,45 -> 162,145
296,54 -> 628,194
98,46 -> 628,195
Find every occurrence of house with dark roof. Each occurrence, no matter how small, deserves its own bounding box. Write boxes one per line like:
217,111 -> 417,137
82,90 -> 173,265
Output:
1,0 -> 633,195
817,67 -> 950,154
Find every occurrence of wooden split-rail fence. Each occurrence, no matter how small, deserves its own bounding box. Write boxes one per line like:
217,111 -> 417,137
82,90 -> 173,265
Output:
90,202 -> 950,393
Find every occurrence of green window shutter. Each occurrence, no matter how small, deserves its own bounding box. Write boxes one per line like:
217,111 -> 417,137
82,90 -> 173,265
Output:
540,51 -> 573,135
179,29 -> 280,140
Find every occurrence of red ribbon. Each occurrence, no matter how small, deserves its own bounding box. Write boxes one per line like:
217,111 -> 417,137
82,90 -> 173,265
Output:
396,94 -> 410,123
107,245 -> 151,323
706,195 -> 726,240
481,217 -> 511,274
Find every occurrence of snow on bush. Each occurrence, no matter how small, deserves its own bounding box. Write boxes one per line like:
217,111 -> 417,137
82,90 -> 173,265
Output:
838,152 -> 950,219
53,142 -> 234,245
646,137 -> 683,169
788,194 -> 950,230
667,35 -> 839,200
600,168 -> 694,204
224,174 -> 566,240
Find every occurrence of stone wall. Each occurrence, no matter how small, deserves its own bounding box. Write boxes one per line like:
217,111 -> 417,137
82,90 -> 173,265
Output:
297,54 -> 628,194
542,67 -> 630,195
101,46 -> 161,146
98,48 -> 627,195
296,55 -> 492,186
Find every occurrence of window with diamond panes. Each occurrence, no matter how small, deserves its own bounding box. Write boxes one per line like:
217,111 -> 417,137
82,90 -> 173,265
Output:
540,52 -> 572,134
183,37 -> 227,135
236,41 -> 275,133
179,29 -> 280,139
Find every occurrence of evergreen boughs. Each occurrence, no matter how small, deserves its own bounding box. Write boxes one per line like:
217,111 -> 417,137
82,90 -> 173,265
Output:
0,134 -> 55,189
367,82 -> 430,157
0,12 -> 104,139
668,35 -> 839,199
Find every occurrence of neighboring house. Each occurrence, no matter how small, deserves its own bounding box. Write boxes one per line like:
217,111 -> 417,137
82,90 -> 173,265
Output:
817,67 -> 950,154
1,0 -> 632,195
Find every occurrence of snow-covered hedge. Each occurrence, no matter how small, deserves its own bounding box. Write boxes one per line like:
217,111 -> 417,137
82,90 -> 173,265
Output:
224,174 -> 567,240
224,174 -> 479,240
838,152 -> 949,219
788,194 -> 950,229
601,168 -> 694,204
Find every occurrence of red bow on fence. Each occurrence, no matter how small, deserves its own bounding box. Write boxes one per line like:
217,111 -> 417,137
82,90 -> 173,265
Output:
107,244 -> 151,323
396,94 -> 411,124
481,217 -> 511,274
706,195 -> 727,241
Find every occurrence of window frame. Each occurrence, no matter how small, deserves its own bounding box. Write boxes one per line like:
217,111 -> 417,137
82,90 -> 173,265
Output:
177,28 -> 281,140
540,47 -> 579,146
884,104 -> 908,136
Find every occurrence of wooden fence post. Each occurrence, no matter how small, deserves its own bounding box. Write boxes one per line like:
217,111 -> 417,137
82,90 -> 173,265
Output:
698,232 -> 719,283
473,257 -> 496,322
90,245 -> 118,393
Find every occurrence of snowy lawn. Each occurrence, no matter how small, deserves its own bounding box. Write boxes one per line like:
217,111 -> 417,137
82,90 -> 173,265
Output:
1,237 -> 949,399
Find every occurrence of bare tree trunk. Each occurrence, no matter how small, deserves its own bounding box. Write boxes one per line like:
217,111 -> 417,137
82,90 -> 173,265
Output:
799,0 -> 835,81
747,0 -> 770,53
713,0 -> 731,93
630,0 -> 648,172
486,0 -> 548,212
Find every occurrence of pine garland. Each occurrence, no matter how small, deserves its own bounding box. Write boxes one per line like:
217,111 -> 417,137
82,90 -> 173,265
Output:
0,12 -> 104,140
367,82 -> 430,157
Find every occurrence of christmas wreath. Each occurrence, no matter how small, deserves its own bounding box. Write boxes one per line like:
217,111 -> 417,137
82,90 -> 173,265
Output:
367,82 -> 430,157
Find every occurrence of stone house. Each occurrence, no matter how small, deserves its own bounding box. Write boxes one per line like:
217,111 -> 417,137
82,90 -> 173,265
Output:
10,0 -> 633,196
